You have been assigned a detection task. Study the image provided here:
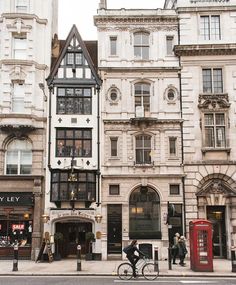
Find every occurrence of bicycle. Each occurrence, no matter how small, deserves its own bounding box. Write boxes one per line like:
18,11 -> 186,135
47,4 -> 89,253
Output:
117,256 -> 159,281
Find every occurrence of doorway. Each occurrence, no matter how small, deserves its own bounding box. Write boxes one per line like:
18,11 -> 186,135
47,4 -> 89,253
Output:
56,221 -> 92,258
107,204 -> 122,254
207,206 -> 226,258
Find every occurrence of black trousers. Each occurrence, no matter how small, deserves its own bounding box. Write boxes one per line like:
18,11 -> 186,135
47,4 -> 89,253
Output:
126,254 -> 140,276
172,247 -> 179,263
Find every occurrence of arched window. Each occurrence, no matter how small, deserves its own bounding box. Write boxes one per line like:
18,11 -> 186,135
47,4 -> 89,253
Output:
134,32 -> 149,60
129,186 -> 161,239
134,83 -> 150,116
135,134 -> 151,164
6,140 -> 32,175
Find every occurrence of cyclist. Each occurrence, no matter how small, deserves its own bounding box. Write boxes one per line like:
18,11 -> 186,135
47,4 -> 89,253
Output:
123,240 -> 145,277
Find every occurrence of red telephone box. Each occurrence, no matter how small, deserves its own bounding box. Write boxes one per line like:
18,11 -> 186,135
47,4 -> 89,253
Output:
189,220 -> 213,272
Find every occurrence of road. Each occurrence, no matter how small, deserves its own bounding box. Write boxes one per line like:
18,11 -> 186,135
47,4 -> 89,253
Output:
0,277 -> 236,285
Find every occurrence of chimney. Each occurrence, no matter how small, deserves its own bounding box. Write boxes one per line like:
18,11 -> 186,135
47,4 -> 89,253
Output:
99,0 -> 107,9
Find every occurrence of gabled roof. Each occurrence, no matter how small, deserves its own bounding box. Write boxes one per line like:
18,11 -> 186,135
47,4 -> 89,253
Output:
47,25 -> 101,86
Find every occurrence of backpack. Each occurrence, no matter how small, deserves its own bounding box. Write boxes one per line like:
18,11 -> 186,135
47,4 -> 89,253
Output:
123,244 -> 132,254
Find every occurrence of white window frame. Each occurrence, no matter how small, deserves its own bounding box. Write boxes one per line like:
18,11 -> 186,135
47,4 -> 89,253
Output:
11,83 -> 25,113
135,134 -> 152,165
203,112 -> 227,148
134,82 -> 150,117
13,36 -> 27,59
200,15 -> 221,41
5,140 -> 32,175
133,32 -> 150,60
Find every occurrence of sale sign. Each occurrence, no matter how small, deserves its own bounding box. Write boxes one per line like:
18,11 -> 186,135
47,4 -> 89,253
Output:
12,224 -> 25,230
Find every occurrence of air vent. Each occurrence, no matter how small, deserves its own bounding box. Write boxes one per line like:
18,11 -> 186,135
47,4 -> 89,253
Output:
71,118 -> 77,124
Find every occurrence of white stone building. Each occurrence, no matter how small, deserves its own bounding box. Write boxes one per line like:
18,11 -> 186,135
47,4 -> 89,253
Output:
95,0 -> 184,260
0,0 -> 57,259
165,0 -> 236,259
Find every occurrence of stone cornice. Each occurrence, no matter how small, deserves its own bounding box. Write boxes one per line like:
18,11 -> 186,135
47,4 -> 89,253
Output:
1,13 -> 48,25
0,114 -> 46,122
102,173 -> 185,178
99,66 -> 181,72
177,6 -> 236,13
174,43 -> 236,56
0,59 -> 47,70
94,15 -> 178,26
103,118 -> 183,124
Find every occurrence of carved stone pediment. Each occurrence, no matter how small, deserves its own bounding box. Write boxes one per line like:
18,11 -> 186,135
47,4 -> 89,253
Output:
198,93 -> 230,110
7,18 -> 32,33
197,179 -> 236,197
9,66 -> 26,82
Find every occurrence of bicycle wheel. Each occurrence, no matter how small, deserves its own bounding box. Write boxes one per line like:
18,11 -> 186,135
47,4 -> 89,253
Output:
142,262 -> 159,280
117,262 -> 133,280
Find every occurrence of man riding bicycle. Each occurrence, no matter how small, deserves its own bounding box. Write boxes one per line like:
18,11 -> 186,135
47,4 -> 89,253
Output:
123,240 -> 145,277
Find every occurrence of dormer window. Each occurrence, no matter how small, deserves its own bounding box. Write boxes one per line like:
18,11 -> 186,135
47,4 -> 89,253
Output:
134,32 -> 149,60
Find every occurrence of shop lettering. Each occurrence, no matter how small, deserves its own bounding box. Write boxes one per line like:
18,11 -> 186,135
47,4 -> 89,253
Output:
0,196 -> 20,203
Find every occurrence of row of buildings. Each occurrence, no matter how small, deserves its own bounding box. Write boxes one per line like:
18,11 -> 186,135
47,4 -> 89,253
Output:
0,0 -> 236,261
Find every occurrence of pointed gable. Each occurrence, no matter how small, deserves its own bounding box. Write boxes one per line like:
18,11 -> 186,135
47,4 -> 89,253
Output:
47,25 -> 101,86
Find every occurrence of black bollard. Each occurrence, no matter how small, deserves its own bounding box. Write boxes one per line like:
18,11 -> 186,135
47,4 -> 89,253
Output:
77,244 -> 82,271
154,246 -> 159,272
168,247 -> 172,270
231,250 -> 236,272
12,242 -> 18,272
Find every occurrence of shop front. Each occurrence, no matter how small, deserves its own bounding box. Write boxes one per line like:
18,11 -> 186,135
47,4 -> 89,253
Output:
0,192 -> 34,259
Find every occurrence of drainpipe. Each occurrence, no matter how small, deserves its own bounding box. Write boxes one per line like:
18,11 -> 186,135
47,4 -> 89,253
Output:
47,85 -> 53,170
96,85 -> 101,206
177,17 -> 187,236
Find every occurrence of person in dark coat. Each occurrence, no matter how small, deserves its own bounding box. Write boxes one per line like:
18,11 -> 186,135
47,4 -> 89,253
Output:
124,240 -> 145,277
172,232 -> 180,264
178,236 -> 188,266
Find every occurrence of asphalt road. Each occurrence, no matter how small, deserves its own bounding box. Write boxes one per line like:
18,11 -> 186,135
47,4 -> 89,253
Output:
0,277 -> 236,285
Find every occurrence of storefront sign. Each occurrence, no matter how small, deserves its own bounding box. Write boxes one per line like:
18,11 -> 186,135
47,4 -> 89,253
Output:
12,224 -> 25,230
0,193 -> 33,206
51,209 -> 95,221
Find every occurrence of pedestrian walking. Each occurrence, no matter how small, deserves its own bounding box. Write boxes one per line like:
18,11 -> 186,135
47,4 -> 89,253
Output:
178,236 -> 188,266
172,232 -> 180,264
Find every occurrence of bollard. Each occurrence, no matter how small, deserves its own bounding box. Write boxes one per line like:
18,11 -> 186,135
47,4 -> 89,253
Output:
231,250 -> 236,272
77,244 -> 82,271
154,246 -> 159,272
168,247 -> 172,270
12,242 -> 18,272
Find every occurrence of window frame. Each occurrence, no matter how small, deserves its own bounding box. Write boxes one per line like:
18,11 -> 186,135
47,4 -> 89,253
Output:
166,35 -> 174,55
5,140 -> 32,175
110,36 -> 117,56
11,82 -> 25,113
13,36 -> 27,59
109,184 -> 120,195
134,82 -> 151,116
169,184 -> 180,195
200,15 -> 221,41
133,32 -> 150,60
15,0 -> 29,13
56,87 -> 92,115
135,134 -> 152,165
56,128 -> 92,158
110,137 -> 118,157
202,68 -> 223,94
203,112 -> 227,148
169,137 -> 177,157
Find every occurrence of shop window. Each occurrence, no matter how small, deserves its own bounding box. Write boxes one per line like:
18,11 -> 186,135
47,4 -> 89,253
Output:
6,140 -> 32,175
129,186 -> 161,239
0,210 -> 33,247
56,128 -> 92,157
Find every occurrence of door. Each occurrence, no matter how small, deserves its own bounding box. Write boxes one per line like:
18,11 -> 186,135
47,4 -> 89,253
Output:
107,204 -> 122,254
207,206 -> 226,258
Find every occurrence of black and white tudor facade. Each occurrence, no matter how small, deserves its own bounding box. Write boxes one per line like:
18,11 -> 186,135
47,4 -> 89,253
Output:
45,25 -> 102,258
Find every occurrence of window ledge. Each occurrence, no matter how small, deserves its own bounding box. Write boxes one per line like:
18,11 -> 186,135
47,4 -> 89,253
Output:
108,157 -> 120,160
201,147 -> 231,153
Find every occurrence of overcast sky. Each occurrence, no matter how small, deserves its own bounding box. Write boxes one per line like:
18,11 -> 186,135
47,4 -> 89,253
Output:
58,0 -> 166,40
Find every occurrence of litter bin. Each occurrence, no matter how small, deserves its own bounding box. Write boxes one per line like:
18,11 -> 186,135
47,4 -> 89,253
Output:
231,249 -> 236,272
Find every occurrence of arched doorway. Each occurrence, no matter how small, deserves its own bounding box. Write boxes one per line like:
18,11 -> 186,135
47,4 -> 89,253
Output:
197,177 -> 236,258
129,186 -> 161,239
55,220 -> 92,258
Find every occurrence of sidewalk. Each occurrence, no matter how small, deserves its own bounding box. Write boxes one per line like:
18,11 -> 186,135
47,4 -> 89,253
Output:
0,258 -> 235,277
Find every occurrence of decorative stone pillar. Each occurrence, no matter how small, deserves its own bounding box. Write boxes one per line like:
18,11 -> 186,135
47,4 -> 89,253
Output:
31,179 -> 43,260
